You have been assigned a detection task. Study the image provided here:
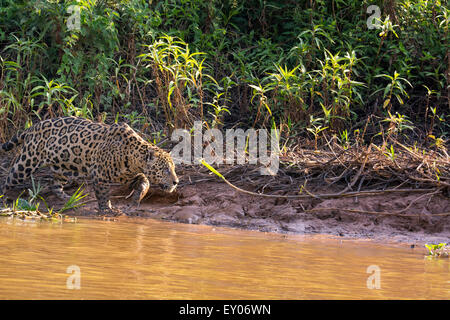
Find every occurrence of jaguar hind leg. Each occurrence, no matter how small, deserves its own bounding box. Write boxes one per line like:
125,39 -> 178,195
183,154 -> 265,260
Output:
49,167 -> 72,201
1,155 -> 42,198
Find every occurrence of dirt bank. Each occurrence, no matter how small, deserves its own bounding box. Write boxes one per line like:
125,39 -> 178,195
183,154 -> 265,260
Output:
1,150 -> 449,244
32,166 -> 447,245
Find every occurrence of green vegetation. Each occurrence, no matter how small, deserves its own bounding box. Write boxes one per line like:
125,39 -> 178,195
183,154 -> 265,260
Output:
0,177 -> 85,221
58,185 -> 88,213
0,0 -> 447,146
425,243 -> 449,258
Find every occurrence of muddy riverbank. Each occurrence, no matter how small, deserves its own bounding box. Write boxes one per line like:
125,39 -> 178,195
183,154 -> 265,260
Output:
38,167 -> 450,245
1,151 -> 449,244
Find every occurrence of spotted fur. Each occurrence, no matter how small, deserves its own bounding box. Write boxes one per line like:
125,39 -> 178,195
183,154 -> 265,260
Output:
0,116 -> 178,213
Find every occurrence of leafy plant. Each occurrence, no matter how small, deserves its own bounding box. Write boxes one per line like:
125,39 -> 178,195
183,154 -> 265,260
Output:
382,111 -> 415,140
58,185 -> 88,213
383,144 -> 397,162
425,243 -> 449,258
338,129 -> 349,150
0,0 -> 448,152
138,35 -> 209,130
373,71 -> 412,113
306,115 -> 328,150
27,175 -> 42,204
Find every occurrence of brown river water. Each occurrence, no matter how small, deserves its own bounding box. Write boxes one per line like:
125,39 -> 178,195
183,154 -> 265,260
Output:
0,217 -> 448,299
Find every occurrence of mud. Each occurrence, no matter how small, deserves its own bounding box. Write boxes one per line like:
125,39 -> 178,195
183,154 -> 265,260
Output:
34,170 -> 448,246
1,152 -> 449,245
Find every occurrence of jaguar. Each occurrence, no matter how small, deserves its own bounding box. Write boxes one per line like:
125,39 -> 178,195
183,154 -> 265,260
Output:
0,116 -> 179,213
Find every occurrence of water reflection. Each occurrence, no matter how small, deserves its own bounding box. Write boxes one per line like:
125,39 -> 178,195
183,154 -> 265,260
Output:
0,217 -> 448,299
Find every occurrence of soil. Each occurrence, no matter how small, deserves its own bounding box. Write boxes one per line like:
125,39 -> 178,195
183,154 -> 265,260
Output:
29,168 -> 450,245
1,154 -> 449,245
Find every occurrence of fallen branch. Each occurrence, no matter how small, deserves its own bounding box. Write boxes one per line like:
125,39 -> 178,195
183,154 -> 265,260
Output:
200,159 -> 439,200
